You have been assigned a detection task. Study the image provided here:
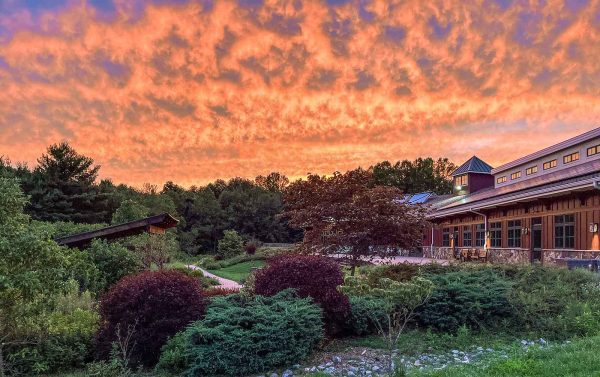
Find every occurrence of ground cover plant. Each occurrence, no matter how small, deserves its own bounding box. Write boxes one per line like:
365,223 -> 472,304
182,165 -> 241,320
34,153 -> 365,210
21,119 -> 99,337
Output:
207,259 -> 265,283
157,290 -> 323,376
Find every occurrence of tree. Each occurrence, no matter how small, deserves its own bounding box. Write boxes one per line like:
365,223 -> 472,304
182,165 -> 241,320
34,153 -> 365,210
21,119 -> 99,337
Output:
340,275 -> 434,374
131,233 -> 178,270
284,169 -> 429,274
111,199 -> 149,225
255,172 -> 290,193
371,157 -> 456,194
0,178 -> 74,376
27,142 -> 116,223
217,230 -> 244,259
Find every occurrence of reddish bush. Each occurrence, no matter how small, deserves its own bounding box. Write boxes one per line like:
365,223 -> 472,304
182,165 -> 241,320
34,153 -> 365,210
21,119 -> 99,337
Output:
244,242 -> 258,255
204,286 -> 239,297
96,270 -> 205,366
254,254 -> 350,335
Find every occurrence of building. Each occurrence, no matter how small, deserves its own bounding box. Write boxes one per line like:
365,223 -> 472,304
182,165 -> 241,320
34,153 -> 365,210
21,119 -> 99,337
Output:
423,127 -> 600,266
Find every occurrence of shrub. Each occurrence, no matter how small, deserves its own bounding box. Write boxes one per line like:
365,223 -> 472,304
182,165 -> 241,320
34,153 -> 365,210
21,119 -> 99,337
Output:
96,270 -> 206,367
417,269 -> 515,333
244,241 -> 258,255
217,230 -> 244,259
345,296 -> 388,336
204,287 -> 239,298
88,239 -> 140,292
157,290 -> 323,376
254,254 -> 350,335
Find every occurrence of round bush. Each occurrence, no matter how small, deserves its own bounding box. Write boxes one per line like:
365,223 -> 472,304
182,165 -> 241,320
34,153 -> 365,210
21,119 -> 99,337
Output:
417,269 -> 515,333
96,270 -> 205,366
157,290 -> 323,376
345,296 -> 388,336
254,254 -> 350,334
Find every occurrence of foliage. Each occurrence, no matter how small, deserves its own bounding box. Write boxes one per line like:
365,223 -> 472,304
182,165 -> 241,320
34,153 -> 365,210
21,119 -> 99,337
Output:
203,287 -> 240,298
370,157 -> 456,195
217,229 -> 244,259
345,296 -> 388,336
284,169 -> 429,272
5,282 -> 99,375
341,274 -> 434,373
27,142 -> 117,223
255,171 -> 290,192
244,239 -> 260,254
96,270 -> 206,367
87,239 -> 141,292
168,265 -> 220,289
111,200 -> 149,225
156,290 -> 323,376
254,254 -> 350,334
418,269 -> 515,333
130,233 -> 178,270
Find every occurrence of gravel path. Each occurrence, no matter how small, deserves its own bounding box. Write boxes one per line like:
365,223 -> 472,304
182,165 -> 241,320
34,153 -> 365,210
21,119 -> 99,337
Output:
186,264 -> 243,290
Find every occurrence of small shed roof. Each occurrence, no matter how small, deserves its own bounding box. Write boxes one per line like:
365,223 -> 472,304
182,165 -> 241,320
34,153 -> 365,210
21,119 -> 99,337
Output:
452,156 -> 493,176
55,213 -> 179,248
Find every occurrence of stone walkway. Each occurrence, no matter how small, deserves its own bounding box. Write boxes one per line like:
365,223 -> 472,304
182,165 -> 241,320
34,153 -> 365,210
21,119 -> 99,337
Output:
186,264 -> 243,290
371,256 -> 450,266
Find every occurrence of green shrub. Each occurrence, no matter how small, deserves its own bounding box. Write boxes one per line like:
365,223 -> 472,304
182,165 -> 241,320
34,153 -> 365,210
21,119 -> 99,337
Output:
217,230 -> 244,259
345,296 -> 388,336
157,290 -> 323,376
418,269 -> 515,333
169,265 -> 220,288
88,239 -> 140,292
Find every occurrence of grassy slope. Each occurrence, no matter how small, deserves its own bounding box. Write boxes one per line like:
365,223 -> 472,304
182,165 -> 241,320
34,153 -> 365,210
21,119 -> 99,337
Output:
410,336 -> 600,377
208,259 -> 266,283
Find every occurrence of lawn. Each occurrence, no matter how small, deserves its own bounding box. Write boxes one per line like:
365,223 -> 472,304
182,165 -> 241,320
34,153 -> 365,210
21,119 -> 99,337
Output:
208,259 -> 266,283
409,335 -> 600,377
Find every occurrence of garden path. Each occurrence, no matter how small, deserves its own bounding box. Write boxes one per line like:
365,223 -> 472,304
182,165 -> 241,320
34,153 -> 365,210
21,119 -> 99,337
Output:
186,264 -> 243,290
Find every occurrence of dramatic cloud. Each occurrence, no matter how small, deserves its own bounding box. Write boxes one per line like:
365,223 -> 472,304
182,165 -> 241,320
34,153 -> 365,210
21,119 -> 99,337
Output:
1,0 -> 600,186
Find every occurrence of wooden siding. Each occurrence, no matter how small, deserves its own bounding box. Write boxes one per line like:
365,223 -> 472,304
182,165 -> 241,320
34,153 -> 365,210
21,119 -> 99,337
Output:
427,192 -> 600,252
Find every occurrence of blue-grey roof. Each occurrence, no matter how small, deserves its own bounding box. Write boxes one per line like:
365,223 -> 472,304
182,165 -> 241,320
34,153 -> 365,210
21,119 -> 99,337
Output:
452,156 -> 493,176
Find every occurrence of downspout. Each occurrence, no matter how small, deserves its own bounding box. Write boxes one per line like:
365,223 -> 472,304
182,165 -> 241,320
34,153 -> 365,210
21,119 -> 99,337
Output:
469,208 -> 487,251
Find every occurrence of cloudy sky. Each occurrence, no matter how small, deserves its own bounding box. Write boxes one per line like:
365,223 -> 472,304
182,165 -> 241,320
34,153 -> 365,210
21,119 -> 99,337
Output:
0,0 -> 599,186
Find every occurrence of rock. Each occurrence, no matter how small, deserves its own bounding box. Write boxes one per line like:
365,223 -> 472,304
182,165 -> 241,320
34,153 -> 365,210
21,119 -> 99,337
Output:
539,338 -> 547,345
333,356 -> 342,364
270,373 -> 278,377
282,369 -> 293,377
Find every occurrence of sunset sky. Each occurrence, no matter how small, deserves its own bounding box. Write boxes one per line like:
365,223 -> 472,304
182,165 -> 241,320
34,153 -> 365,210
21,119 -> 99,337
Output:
1,0 -> 599,187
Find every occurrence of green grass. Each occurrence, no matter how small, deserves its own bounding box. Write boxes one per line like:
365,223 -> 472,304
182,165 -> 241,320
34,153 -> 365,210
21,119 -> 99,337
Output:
208,259 -> 266,283
410,336 -> 600,377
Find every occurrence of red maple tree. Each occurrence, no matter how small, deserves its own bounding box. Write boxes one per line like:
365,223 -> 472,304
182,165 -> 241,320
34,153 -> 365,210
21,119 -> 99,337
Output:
284,169 -> 429,273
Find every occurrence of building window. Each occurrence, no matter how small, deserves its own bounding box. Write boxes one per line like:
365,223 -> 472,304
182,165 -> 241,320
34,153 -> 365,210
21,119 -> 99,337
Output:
507,220 -> 522,248
475,224 -> 486,247
511,171 -> 521,180
455,174 -> 468,187
587,144 -> 600,157
490,222 -> 502,248
462,226 -> 472,247
497,176 -> 507,184
543,159 -> 557,170
526,166 -> 538,175
555,214 -> 575,249
563,152 -> 580,164
442,228 -> 450,247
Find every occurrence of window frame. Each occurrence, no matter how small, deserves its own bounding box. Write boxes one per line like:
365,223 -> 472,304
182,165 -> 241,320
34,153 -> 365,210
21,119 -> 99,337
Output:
511,171 -> 521,180
475,224 -> 486,247
507,220 -> 522,248
497,176 -> 507,184
462,225 -> 472,247
587,144 -> 600,157
455,174 -> 468,187
543,159 -> 557,170
563,152 -> 580,164
490,222 -> 502,248
442,228 -> 450,247
554,214 -> 575,250
526,166 -> 538,175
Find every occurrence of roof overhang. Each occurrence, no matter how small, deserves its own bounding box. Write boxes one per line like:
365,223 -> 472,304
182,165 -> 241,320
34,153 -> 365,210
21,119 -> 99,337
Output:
428,179 -> 599,220
55,213 -> 179,248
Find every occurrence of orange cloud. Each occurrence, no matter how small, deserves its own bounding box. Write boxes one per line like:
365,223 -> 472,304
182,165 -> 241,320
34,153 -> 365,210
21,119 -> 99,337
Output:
1,0 -> 600,187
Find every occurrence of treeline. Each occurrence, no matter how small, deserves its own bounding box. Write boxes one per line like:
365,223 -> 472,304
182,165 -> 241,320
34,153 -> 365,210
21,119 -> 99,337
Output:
0,142 -> 455,255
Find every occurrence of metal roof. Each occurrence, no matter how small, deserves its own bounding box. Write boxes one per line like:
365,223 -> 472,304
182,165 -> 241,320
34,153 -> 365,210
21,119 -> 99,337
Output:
492,127 -> 600,174
55,213 -> 179,248
452,156 -> 493,176
430,158 -> 600,219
